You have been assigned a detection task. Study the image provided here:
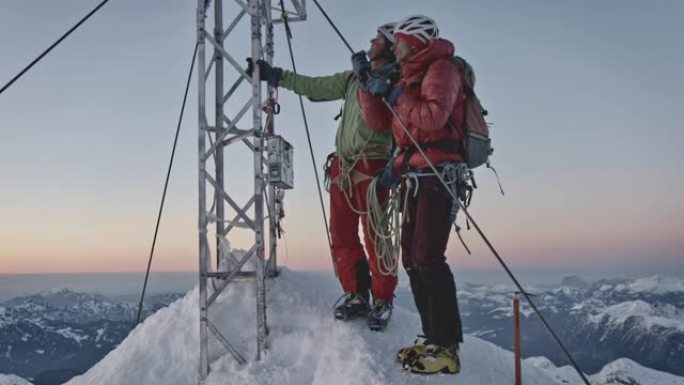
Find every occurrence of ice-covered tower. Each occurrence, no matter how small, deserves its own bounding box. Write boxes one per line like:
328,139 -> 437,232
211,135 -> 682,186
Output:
195,0 -> 306,381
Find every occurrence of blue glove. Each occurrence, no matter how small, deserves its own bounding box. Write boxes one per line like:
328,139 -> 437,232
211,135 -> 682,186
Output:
375,161 -> 400,189
246,58 -> 283,88
351,51 -> 371,81
386,87 -> 404,106
365,77 -> 392,97
366,77 -> 404,106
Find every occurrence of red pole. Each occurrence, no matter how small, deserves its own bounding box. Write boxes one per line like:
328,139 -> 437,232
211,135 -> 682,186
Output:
514,293 -> 522,385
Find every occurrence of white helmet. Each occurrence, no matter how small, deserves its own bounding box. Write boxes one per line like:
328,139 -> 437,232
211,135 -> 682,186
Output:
394,15 -> 439,44
377,22 -> 397,44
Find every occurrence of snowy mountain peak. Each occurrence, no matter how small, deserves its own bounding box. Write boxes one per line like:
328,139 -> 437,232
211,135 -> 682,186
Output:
40,287 -> 72,296
560,275 -> 590,288
526,356 -> 684,385
65,270 -> 569,385
3,289 -> 108,309
591,358 -> 684,385
614,276 -> 684,295
590,300 -> 684,332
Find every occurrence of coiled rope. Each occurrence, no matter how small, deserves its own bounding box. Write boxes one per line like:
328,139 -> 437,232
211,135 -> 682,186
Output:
366,179 -> 401,276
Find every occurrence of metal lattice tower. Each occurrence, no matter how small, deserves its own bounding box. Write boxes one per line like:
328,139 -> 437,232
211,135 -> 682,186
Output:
196,0 -> 306,381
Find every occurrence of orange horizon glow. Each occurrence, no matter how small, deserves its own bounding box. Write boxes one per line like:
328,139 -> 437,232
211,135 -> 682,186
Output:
2,236 -> 681,275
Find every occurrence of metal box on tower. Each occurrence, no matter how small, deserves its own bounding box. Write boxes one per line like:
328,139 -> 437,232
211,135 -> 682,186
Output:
266,135 -> 294,189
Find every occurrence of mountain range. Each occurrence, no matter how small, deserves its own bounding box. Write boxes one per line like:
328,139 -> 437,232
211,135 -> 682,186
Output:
1,273 -> 682,384
452,275 -> 684,376
0,289 -> 181,385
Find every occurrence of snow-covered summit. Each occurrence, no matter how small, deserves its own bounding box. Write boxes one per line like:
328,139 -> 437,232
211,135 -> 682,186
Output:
65,269 -> 568,385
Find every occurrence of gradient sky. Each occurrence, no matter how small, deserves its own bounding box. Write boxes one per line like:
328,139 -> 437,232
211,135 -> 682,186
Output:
0,0 -> 682,275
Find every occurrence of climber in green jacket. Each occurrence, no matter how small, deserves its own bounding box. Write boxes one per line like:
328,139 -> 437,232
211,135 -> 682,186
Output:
248,22 -> 398,331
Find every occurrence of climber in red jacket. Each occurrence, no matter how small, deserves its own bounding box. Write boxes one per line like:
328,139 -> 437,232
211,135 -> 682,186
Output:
357,15 -> 464,374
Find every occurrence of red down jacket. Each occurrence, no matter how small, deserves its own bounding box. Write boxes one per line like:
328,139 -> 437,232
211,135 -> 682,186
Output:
359,38 -> 465,171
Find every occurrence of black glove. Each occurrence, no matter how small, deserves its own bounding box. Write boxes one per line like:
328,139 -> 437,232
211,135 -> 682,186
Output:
375,160 -> 400,189
351,51 -> 371,81
246,58 -> 283,88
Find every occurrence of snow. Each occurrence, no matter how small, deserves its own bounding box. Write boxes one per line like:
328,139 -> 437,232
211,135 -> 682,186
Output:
470,329 -> 498,338
589,300 -> 684,331
614,276 -> 684,294
591,358 -> 684,385
95,328 -> 105,342
598,284 -> 613,292
525,356 -> 581,384
489,306 -> 534,318
65,269 -> 567,385
56,327 -> 89,343
0,374 -> 32,385
553,287 -> 577,296
527,357 -> 684,385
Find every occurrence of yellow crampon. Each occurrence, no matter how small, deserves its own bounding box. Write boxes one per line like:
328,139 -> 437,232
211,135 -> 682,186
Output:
403,345 -> 460,375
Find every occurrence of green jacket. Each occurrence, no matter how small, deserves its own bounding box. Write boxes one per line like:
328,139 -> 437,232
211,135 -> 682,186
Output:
279,70 -> 392,163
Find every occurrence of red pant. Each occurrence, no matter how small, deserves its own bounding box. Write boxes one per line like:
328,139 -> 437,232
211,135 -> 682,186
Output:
329,154 -> 397,302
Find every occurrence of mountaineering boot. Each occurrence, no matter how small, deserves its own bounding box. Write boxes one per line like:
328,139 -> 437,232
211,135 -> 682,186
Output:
334,292 -> 370,320
403,344 -> 460,374
367,299 -> 393,331
396,335 -> 427,363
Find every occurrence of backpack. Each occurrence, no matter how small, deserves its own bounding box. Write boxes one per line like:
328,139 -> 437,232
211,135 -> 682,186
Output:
449,56 -> 493,169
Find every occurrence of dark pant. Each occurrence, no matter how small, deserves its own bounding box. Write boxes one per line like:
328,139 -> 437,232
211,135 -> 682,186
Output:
401,175 -> 463,347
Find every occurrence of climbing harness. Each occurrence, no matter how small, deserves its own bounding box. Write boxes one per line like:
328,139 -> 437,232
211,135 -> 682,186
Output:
365,161 -> 476,277
402,162 -> 474,254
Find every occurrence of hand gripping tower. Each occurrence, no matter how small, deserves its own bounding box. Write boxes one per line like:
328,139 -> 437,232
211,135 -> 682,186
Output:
195,0 -> 306,381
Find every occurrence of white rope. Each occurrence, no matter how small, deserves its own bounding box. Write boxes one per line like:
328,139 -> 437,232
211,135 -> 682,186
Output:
366,178 -> 402,276
331,129 -> 403,276
332,129 -> 377,215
